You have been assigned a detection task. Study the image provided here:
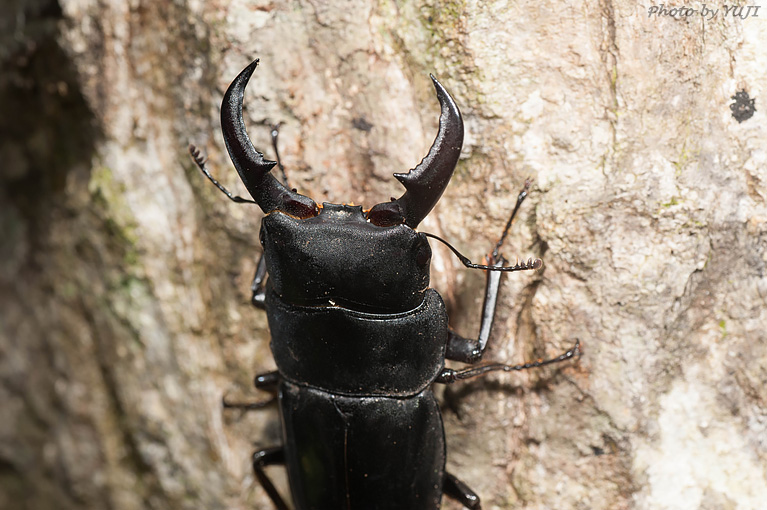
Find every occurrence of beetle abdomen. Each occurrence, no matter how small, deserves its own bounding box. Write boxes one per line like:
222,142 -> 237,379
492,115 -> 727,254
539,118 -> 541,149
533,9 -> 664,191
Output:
280,382 -> 445,510
267,288 -> 448,397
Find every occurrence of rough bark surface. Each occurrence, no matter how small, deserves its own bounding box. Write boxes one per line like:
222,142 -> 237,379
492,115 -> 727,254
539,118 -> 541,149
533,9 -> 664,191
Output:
1,1 -> 766,509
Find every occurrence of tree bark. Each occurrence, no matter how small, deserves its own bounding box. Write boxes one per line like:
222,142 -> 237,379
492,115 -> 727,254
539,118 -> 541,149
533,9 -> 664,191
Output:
1,1 -> 765,509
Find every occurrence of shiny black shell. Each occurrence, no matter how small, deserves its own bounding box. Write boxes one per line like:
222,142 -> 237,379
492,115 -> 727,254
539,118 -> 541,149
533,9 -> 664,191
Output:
262,204 -> 450,509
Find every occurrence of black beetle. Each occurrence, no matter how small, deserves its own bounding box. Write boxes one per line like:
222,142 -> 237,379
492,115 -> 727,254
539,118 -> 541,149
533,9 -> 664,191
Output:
190,59 -> 579,510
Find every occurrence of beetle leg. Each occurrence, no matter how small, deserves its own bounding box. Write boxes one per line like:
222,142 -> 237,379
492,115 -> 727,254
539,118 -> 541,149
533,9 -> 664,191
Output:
446,329 -> 481,363
222,370 -> 280,410
248,123 -> 289,309
422,179 -> 542,273
491,179 -> 531,261
443,472 -> 482,509
446,256 -> 504,364
436,340 -> 581,384
222,394 -> 276,411
253,370 -> 280,390
445,180 -> 542,365
252,447 -> 289,510
250,253 -> 268,309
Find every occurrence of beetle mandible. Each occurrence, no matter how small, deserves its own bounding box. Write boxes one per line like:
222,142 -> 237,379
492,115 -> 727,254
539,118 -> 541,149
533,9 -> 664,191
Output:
190,59 -> 579,510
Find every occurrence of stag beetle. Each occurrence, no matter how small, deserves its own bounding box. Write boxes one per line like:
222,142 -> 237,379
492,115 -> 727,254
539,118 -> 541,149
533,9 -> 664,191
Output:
189,59 -> 579,510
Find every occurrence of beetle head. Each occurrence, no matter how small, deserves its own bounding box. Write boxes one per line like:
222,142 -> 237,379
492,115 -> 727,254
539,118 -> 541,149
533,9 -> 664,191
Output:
261,203 -> 432,312
222,60 -> 464,312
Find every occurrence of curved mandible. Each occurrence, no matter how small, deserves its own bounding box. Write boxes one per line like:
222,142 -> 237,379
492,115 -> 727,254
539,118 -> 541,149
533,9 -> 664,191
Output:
221,59 -> 318,218
368,76 -> 464,228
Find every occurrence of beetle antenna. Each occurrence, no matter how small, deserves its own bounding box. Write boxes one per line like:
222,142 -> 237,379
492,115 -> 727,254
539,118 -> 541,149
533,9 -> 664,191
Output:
189,144 -> 258,204
423,232 -> 542,272
492,178 -> 531,260
270,123 -> 290,187
423,179 -> 542,272
436,340 -> 581,384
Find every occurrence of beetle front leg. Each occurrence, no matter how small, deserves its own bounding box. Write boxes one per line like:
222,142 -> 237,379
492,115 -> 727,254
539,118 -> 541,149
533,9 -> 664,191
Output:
444,181 -> 537,364
446,256 -> 504,364
251,253 -> 268,309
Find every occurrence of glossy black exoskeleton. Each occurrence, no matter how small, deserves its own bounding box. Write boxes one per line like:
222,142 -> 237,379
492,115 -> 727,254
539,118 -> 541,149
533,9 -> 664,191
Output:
190,59 -> 579,510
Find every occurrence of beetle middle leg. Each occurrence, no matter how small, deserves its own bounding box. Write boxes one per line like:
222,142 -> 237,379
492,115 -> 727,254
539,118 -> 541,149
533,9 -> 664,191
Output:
443,472 -> 481,509
223,370 -> 280,410
252,446 -> 290,510
226,373 -> 289,507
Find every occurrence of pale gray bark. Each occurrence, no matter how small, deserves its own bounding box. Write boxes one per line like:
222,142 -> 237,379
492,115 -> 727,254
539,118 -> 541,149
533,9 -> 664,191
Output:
1,1 -> 766,509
